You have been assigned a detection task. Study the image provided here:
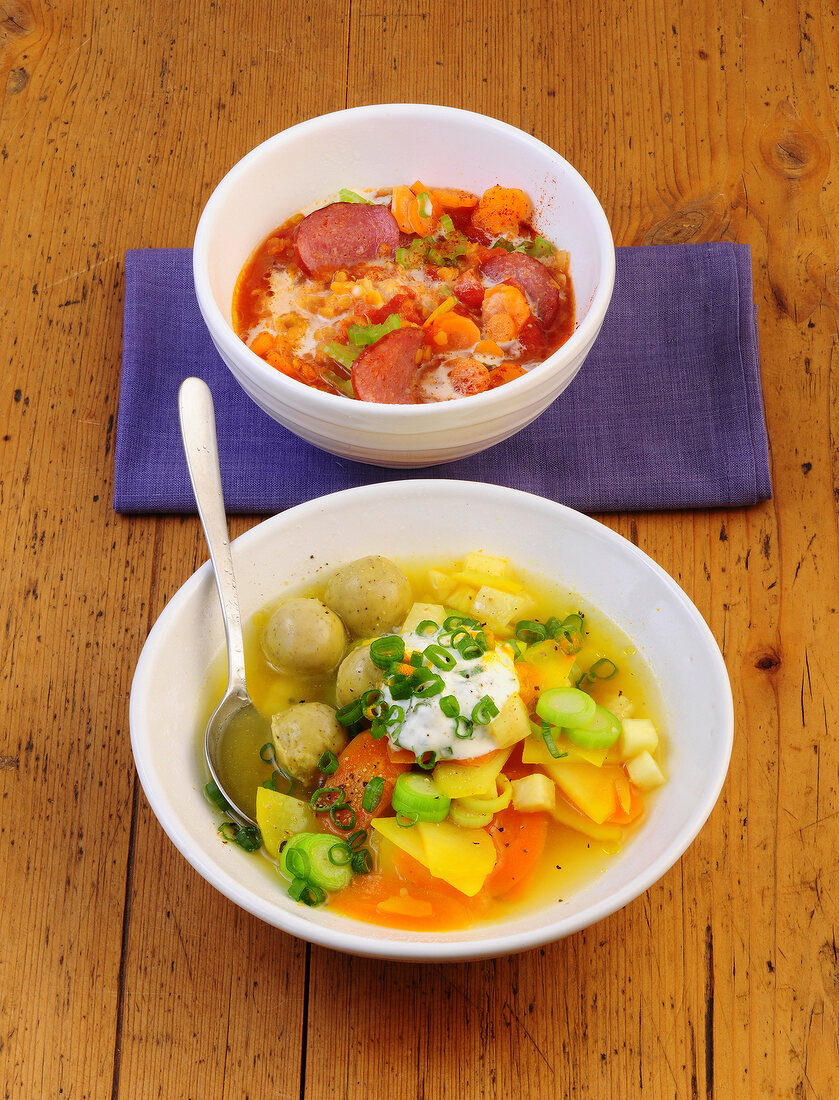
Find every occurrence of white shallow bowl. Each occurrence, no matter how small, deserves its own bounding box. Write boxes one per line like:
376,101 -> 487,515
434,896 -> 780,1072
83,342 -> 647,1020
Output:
130,481 -> 733,962
193,104 -> 615,467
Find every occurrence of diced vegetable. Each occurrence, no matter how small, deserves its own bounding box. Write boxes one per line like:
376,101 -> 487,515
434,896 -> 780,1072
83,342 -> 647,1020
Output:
549,797 -> 623,843
486,694 -> 531,749
454,569 -> 522,594
626,750 -> 665,790
536,685 -> 597,729
454,773 -> 512,815
471,585 -> 531,630
402,601 -> 446,633
427,569 -> 455,600
541,758 -> 623,824
417,820 -> 497,896
601,692 -> 636,721
255,787 -> 317,861
371,815 -> 427,863
520,642 -> 577,689
522,734 -> 608,769
463,551 -> 508,576
620,718 -> 659,757
511,773 -> 556,813
433,748 -> 512,798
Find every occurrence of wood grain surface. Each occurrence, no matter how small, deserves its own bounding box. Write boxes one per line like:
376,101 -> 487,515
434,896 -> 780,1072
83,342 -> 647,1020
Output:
1,0 -> 838,1096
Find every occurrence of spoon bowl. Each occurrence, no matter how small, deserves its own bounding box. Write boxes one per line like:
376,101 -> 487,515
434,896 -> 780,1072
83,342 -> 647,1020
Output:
178,376 -> 271,827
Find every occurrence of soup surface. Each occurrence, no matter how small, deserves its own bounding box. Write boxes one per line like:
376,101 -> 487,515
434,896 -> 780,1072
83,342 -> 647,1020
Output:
200,552 -> 667,932
232,183 -> 575,403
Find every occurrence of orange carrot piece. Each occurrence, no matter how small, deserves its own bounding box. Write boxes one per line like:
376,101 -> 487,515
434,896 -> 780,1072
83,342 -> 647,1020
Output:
449,357 -> 491,395
488,362 -> 527,389
248,330 -> 276,357
432,311 -> 481,350
472,185 -> 532,236
606,783 -> 645,825
391,185 -> 416,234
319,732 -> 410,837
430,187 -> 478,210
485,808 -> 549,898
516,662 -> 543,710
474,338 -> 504,360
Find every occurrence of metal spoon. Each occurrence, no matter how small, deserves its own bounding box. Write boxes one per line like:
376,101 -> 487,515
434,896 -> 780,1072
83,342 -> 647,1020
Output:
178,376 -> 270,826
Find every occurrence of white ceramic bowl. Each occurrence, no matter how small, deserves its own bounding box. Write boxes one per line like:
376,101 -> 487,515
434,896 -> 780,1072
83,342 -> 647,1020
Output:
130,481 -> 733,961
193,104 -> 615,467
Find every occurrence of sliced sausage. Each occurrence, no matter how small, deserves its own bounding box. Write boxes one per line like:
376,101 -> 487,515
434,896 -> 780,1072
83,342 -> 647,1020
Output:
480,251 -> 560,327
293,202 -> 401,274
351,326 -> 425,404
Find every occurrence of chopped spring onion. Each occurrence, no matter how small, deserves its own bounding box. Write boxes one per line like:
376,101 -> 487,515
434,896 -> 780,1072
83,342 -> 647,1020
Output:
347,829 -> 368,850
438,213 -> 455,235
556,613 -> 585,654
392,773 -> 451,822
338,188 -> 370,203
397,812 -> 419,828
564,704 -> 622,749
259,742 -> 276,763
516,619 -> 548,643
371,703 -> 404,741
417,191 -> 433,219
284,846 -> 310,880
586,657 -> 619,682
288,878 -> 326,907
204,780 -> 229,812
416,750 -> 438,771
536,719 -> 565,759
471,695 -> 499,726
361,776 -> 385,813
536,686 -> 597,729
444,614 -> 478,630
324,342 -> 362,371
413,670 -> 445,697
423,643 -> 456,670
454,715 -> 474,740
362,689 -> 388,720
351,848 -> 373,874
329,803 -> 356,830
348,314 -> 402,347
317,750 -> 339,775
440,694 -> 460,718
415,619 -> 439,636
218,821 -> 263,851
327,842 -> 353,866
336,698 -> 364,726
369,635 -> 405,669
310,786 -> 345,813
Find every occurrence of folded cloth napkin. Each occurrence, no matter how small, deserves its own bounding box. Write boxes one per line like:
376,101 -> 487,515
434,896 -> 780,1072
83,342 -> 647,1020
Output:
114,243 -> 770,514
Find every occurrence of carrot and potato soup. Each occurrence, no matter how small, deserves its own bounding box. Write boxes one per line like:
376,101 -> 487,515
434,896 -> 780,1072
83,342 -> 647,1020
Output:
200,553 -> 666,931
231,183 -> 575,404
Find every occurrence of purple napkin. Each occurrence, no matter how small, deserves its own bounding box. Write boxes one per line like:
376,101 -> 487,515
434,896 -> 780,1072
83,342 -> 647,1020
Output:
114,244 -> 770,513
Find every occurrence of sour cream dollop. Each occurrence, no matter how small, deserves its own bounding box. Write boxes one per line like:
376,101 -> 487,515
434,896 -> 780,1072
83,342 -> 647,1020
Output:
380,627 -> 519,761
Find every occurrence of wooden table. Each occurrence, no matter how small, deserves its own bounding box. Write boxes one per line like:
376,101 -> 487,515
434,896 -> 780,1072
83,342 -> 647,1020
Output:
2,1 -> 837,1095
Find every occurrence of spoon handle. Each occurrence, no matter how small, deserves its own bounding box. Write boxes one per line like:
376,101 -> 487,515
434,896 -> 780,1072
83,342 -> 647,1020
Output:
178,377 -> 247,694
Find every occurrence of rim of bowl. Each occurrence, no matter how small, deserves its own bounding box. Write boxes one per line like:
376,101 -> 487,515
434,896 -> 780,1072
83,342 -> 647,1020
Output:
192,103 -> 616,423
130,481 -> 733,962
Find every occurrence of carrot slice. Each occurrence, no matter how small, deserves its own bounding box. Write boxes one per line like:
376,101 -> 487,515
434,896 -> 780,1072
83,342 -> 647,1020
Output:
318,732 -> 410,837
391,185 -> 416,234
488,362 -> 527,389
485,807 -> 549,898
432,311 -> 480,350
248,330 -> 276,357
430,187 -> 478,210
